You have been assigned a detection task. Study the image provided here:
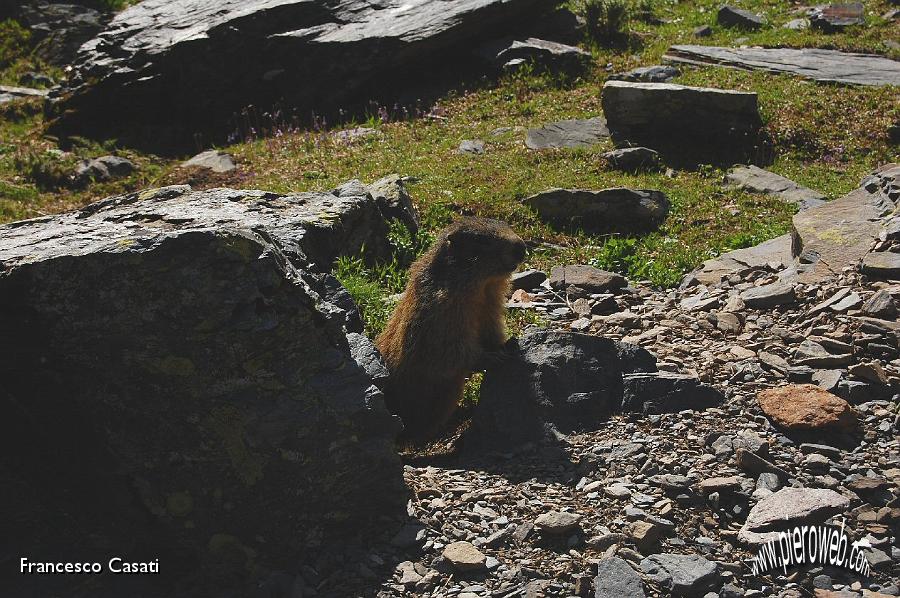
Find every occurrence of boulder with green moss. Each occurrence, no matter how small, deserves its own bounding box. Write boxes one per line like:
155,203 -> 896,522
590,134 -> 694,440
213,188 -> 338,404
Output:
0,183 -> 409,595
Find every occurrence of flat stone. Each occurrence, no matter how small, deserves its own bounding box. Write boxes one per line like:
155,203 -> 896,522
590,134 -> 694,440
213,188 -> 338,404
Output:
396,561 -> 422,586
725,165 -> 826,210
848,362 -> 888,384
686,234 -> 793,286
759,351 -> 790,373
809,287 -> 852,315
830,292 -> 862,312
698,476 -> 743,494
601,81 -> 763,166
535,511 -> 582,534
739,282 -> 796,309
648,474 -> 692,492
525,117 -> 610,149
861,290 -> 897,321
718,5 -> 766,29
181,150 -> 236,173
694,25 -> 713,37
605,483 -> 633,499
757,384 -> 858,431
812,369 -> 843,391
458,139 -> 486,155
550,264 -> 628,294
730,346 -> 756,360
443,541 -> 487,571
630,521 -> 665,551
511,269 -> 547,291
716,312 -> 742,333
810,3 -> 865,32
74,155 -> 137,184
621,372 -> 724,414
736,448 -> 789,479
738,487 -> 850,544
794,340 -> 852,368
640,553 -> 719,595
525,188 -> 670,233
783,17 -> 810,29
594,556 -> 646,598
603,147 -> 662,172
609,65 -> 680,83
492,37 -> 591,74
665,45 -> 900,86
333,126 -> 377,141
0,85 -> 49,105
861,252 -> 900,280
800,443 -> 842,460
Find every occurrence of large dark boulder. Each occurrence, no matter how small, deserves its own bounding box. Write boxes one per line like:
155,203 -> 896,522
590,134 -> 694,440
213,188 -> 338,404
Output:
466,330 -> 725,451
17,2 -> 109,66
601,80 -> 766,167
0,184 -> 409,595
49,0 -> 559,149
465,330 -> 657,450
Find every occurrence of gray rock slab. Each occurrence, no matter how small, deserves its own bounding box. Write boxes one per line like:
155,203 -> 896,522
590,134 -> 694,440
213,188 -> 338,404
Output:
0,185 -> 395,274
74,155 -> 137,184
0,84 -> 49,104
792,164 -> 899,282
609,65 -> 680,83
665,45 -> 900,86
739,282 -> 796,309
718,5 -> 766,29
685,233 -> 793,286
861,251 -> 900,279
738,487 -> 850,544
458,139 -> 486,155
549,264 -> 628,294
621,372 -> 724,414
603,146 -> 661,172
50,0 -> 558,147
493,37 -> 591,73
595,556 -> 646,598
182,150 -> 237,173
640,553 -> 719,596
525,117 -> 610,149
725,165 -> 826,210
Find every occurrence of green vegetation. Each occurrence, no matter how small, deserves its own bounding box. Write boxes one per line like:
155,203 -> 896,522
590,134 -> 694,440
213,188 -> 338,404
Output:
0,19 -> 30,68
0,0 -> 897,335
576,0 -> 633,45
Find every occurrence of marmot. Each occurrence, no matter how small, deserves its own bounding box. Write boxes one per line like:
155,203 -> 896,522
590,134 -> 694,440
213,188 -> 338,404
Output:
376,217 -> 527,441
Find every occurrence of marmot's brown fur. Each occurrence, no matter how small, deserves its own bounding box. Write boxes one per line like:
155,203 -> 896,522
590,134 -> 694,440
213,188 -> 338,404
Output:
376,217 -> 526,441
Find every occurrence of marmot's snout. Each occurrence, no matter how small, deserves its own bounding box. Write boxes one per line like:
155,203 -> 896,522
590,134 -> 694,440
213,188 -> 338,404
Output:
506,237 -> 527,270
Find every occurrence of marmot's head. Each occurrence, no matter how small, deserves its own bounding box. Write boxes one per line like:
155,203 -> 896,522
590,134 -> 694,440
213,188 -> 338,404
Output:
429,217 -> 526,282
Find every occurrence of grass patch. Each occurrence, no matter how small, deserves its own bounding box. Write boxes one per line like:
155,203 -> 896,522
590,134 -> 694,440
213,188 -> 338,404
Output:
0,0 -> 896,329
